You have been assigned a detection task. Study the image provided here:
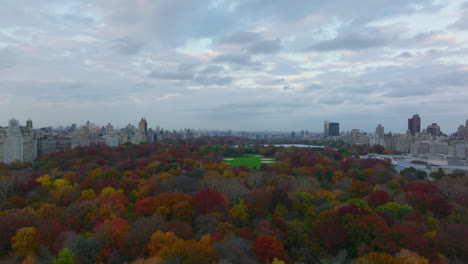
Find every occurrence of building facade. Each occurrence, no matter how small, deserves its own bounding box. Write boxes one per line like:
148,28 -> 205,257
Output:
408,114 -> 421,135
0,119 -> 37,163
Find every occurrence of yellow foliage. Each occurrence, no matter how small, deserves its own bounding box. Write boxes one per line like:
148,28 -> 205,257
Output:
148,231 -> 184,258
159,172 -> 173,182
36,203 -> 60,219
12,227 -> 38,256
333,170 -> 344,182
100,187 -> 123,197
80,189 -> 97,200
157,240 -> 185,259
52,185 -> 76,204
353,252 -> 395,264
154,206 -> 170,218
135,180 -> 151,199
238,171 -> 249,178
272,204 -> 289,218
53,178 -> 71,188
36,174 -> 51,189
88,168 -> 103,179
229,200 -> 249,225
217,163 -> 228,172
199,234 -> 211,246
223,169 -> 234,178
395,249 -> 429,264
272,258 -> 286,264
423,231 -> 436,240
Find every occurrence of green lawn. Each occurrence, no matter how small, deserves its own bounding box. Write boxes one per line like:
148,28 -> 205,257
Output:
224,154 -> 274,169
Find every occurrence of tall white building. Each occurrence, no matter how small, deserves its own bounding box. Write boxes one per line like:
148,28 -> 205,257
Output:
4,119 -> 24,163
0,119 -> 37,163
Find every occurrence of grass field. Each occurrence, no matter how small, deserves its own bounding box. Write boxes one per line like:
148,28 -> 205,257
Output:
224,154 -> 275,169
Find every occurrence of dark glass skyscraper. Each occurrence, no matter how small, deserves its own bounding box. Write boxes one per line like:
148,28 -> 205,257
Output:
408,114 -> 421,135
324,121 -> 340,137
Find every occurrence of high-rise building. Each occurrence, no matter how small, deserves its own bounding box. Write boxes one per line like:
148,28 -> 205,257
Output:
4,119 -> 24,163
426,123 -> 441,136
136,118 -> 148,143
324,121 -> 330,137
375,124 -> 384,137
22,119 -> 37,162
408,114 -> 421,135
324,122 -> 340,137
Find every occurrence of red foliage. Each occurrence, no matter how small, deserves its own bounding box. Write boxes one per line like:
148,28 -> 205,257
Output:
238,227 -> 254,241
337,204 -> 367,217
435,224 -> 468,261
15,178 -> 40,194
38,219 -> 68,250
367,190 -> 392,207
402,212 -> 427,225
5,196 -> 27,209
211,233 -> 224,243
195,189 -> 228,214
312,223 -> 349,255
372,223 -> 435,260
406,182 -> 441,194
135,197 -> 158,216
406,191 -> 452,218
245,189 -> 273,217
251,234 -> 287,263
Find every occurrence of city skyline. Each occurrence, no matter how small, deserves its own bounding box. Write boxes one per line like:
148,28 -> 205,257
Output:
1,1 -> 468,131
0,115 -> 467,135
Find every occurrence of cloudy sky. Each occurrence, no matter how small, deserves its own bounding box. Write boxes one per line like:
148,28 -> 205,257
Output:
1,0 -> 468,133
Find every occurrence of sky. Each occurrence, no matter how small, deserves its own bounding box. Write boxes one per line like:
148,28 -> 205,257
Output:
1,0 -> 468,133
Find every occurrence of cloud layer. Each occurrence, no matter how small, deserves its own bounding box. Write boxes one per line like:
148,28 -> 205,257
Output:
0,0 -> 467,133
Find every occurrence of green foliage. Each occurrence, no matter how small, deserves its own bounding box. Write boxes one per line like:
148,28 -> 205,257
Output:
346,198 -> 369,209
54,248 -> 74,264
375,202 -> 413,219
292,191 -> 315,216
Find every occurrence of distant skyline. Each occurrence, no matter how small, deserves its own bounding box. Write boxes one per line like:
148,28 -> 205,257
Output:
1,0 -> 468,132
1,115 -> 466,135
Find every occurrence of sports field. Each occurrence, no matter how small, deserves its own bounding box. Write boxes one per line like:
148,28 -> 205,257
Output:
224,154 -> 275,169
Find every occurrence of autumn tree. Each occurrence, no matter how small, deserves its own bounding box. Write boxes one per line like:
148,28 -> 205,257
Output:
245,189 -> 272,218
147,231 -> 184,259
251,235 -> 287,263
367,190 -> 392,207
195,189 -> 229,214
229,200 -> 249,226
395,249 -> 429,264
353,252 -> 395,264
12,227 -> 39,256
312,223 -> 349,256
54,248 -> 74,264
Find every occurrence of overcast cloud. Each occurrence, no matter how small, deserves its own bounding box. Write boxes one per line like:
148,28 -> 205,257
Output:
0,0 -> 467,133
